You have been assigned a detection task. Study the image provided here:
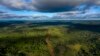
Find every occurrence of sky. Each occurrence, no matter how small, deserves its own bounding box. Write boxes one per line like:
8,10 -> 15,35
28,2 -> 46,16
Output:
0,4 -> 55,17
0,0 -> 100,20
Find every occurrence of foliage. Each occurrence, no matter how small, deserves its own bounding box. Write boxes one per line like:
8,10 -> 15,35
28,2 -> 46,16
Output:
0,24 -> 100,56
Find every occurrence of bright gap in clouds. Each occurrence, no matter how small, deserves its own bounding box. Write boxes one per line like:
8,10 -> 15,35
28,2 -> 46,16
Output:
9,11 -> 55,17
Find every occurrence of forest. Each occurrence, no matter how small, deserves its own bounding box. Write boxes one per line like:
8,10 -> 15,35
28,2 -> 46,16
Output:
0,20 -> 100,56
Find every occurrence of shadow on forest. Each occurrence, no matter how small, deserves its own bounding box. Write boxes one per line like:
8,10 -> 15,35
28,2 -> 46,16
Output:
0,21 -> 100,32
0,36 -> 45,45
66,23 -> 100,33
0,36 -> 46,56
29,22 -> 100,33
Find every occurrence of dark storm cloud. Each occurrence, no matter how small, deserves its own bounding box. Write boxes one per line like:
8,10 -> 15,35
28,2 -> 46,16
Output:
33,0 -> 88,12
0,0 -> 100,12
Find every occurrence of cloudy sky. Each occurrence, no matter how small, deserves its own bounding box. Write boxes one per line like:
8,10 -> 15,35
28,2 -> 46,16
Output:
0,0 -> 100,20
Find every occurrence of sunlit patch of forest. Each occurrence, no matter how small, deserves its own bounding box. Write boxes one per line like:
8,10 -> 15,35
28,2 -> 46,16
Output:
0,21 -> 100,56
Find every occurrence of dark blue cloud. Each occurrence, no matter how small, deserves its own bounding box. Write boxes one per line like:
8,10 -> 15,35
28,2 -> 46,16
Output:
0,11 -> 5,13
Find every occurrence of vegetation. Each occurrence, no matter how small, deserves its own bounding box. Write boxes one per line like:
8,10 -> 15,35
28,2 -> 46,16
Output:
0,21 -> 100,56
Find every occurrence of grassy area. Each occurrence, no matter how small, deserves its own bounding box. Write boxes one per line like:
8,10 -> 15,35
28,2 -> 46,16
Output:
0,24 -> 100,56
